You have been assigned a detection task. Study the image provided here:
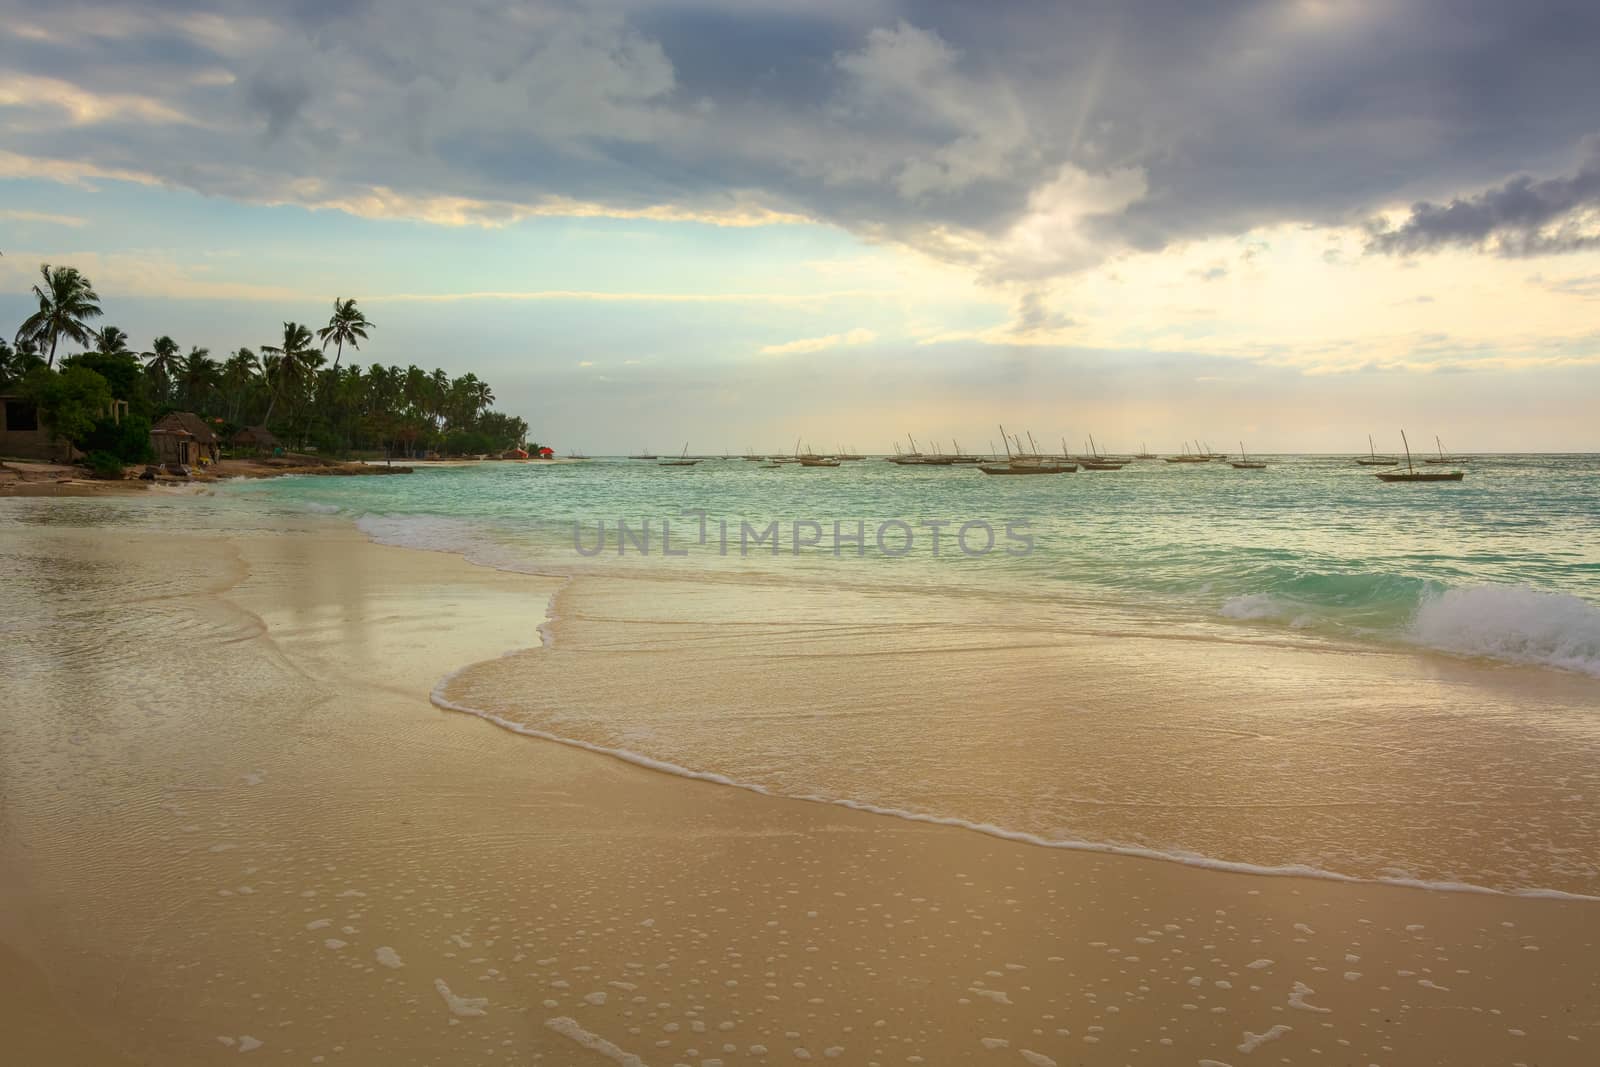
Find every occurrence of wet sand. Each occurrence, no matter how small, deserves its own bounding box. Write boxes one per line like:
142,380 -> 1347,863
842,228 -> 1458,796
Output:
1,519 -> 1596,1065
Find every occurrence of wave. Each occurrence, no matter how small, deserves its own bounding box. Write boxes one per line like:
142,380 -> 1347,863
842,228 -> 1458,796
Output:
1409,584 -> 1600,678
1220,576 -> 1600,678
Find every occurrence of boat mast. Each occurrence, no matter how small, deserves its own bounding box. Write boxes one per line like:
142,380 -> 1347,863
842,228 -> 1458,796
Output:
998,425 -> 1013,460
1401,430 -> 1414,473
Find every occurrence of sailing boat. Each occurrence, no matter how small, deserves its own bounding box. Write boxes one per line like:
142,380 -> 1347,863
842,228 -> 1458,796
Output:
1423,436 -> 1469,464
1356,433 -> 1399,466
1165,442 -> 1208,463
1078,434 -> 1126,470
1230,441 -> 1267,469
659,443 -> 699,467
948,440 -> 983,464
1134,442 -> 1158,459
1374,431 -> 1464,482
798,440 -> 840,467
979,427 -> 1074,474
628,447 -> 658,459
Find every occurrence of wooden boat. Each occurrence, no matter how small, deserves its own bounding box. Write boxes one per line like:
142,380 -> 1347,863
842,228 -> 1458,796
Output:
1375,431 -> 1464,482
948,440 -> 984,464
660,443 -> 699,467
628,449 -> 658,459
979,462 -> 1075,475
1134,442 -> 1158,459
1230,441 -> 1267,469
1356,434 -> 1399,466
979,428 -> 1075,473
1423,436 -> 1469,464
1165,442 -> 1209,463
1077,434 -> 1126,470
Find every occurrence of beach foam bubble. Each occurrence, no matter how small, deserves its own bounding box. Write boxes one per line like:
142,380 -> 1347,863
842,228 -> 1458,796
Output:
1408,584 -> 1600,678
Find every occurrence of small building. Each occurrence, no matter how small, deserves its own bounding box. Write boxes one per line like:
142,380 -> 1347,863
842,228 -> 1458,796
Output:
151,412 -> 221,465
150,426 -> 197,467
0,393 -> 72,461
232,426 -> 279,454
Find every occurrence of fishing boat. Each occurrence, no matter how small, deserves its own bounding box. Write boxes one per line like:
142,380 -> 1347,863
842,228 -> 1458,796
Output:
1077,434 -> 1126,470
1134,442 -> 1158,459
980,428 -> 1075,474
1374,431 -> 1464,482
1356,434 -> 1399,466
628,448 -> 658,459
1423,436 -> 1470,464
1230,441 -> 1267,469
948,440 -> 984,464
1165,442 -> 1209,463
979,462 -> 1075,474
835,446 -> 865,461
659,443 -> 699,467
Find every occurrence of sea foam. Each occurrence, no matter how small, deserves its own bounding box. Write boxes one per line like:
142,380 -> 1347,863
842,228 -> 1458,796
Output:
1408,584 -> 1600,678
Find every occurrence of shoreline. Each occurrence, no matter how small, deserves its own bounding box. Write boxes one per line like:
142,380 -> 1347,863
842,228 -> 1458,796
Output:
2,510 -> 1597,1064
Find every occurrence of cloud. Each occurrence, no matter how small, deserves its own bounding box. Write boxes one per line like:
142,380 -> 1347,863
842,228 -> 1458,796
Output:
6,1 -> 1600,284
1011,292 -> 1074,335
759,327 -> 876,355
1368,144 -> 1600,257
0,209 -> 86,227
368,288 -> 882,305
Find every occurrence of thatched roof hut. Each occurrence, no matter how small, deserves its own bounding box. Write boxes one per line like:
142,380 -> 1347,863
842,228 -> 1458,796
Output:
232,426 -> 279,452
151,412 -> 221,464
153,411 -> 220,445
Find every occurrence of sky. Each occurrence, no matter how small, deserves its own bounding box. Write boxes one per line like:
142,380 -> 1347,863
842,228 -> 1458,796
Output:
3,0 -> 1600,452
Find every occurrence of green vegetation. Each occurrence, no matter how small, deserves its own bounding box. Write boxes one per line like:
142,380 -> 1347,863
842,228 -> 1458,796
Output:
21,365 -> 113,450
9,266 -> 533,459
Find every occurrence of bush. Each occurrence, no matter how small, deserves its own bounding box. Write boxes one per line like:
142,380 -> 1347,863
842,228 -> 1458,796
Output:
80,413 -> 153,463
84,451 -> 126,480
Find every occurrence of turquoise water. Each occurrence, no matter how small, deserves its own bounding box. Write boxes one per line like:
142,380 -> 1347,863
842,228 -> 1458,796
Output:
232,455 -> 1600,676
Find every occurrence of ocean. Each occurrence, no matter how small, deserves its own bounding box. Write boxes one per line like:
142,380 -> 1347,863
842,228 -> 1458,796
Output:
23,454 -> 1600,896
235,454 -> 1600,677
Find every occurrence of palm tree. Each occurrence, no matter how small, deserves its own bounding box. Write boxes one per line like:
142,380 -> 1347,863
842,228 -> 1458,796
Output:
221,348 -> 260,424
260,321 -> 319,429
0,338 -> 47,391
142,336 -> 182,402
94,326 -> 134,357
180,346 -> 220,410
317,297 -> 372,373
15,264 -> 103,368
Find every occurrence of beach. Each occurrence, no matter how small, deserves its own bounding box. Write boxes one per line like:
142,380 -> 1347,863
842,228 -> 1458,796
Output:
2,493 -> 1596,1066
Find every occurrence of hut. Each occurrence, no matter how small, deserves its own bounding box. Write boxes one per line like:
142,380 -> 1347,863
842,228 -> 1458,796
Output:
149,425 -> 196,467
151,412 -> 221,465
535,446 -> 555,459
232,426 -> 279,454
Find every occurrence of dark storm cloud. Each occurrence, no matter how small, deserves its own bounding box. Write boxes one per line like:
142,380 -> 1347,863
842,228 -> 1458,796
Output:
1367,147 -> 1600,257
5,0 -> 1600,274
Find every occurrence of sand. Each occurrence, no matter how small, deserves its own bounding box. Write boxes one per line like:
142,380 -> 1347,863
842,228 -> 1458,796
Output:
0,518 -> 1595,1065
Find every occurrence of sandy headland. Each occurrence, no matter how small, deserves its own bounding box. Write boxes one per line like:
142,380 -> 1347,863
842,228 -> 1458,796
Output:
0,512 -> 1594,1065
